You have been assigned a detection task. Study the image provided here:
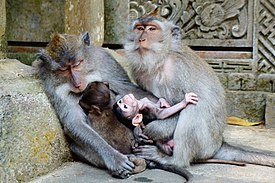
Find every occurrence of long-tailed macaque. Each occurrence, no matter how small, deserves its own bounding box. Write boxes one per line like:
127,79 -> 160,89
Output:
124,8 -> 275,168
36,32 -> 155,178
36,32 -> 192,181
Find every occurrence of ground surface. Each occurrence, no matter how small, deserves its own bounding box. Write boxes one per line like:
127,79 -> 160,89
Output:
29,125 -> 275,183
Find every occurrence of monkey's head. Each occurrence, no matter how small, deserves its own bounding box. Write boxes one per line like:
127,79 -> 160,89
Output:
79,81 -> 111,115
125,7 -> 181,58
37,32 -> 91,93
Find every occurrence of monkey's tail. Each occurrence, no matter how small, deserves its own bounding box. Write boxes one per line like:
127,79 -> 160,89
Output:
147,161 -> 193,182
213,142 -> 275,167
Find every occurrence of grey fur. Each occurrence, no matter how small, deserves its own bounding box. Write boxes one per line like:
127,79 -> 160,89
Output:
37,33 -> 154,178
125,18 -> 275,168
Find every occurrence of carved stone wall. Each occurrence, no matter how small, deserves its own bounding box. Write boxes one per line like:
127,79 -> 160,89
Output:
126,0 -> 275,123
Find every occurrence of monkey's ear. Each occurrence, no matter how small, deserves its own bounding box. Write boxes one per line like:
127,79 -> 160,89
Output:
132,114 -> 143,126
91,105 -> 102,115
171,26 -> 181,40
37,49 -> 51,63
82,32 -> 90,46
103,81 -> 109,88
79,100 -> 91,111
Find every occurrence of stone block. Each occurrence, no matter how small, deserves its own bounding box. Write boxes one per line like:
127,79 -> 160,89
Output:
257,74 -> 275,92
0,0 -> 6,58
6,0 -> 65,42
225,90 -> 266,122
216,73 -> 228,89
265,93 -> 275,128
65,0 -> 104,46
104,0 -> 130,44
0,59 -> 71,182
228,73 -> 256,91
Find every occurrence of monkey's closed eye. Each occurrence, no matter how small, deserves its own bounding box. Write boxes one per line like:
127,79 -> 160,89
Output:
58,67 -> 69,71
136,26 -> 144,31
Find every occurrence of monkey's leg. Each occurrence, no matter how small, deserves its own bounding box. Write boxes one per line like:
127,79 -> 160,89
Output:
213,142 -> 275,167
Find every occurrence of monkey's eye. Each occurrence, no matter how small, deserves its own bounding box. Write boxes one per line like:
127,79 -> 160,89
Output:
73,61 -> 82,67
58,67 -> 69,71
148,26 -> 156,31
118,100 -> 122,104
123,104 -> 128,109
136,26 -> 144,31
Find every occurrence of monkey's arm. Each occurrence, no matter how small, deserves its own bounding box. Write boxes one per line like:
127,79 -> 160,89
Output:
156,101 -> 186,120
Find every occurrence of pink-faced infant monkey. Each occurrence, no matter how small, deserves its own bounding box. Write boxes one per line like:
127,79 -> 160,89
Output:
113,92 -> 198,155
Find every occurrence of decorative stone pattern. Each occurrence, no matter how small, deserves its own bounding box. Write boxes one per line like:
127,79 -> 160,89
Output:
256,0 -> 275,74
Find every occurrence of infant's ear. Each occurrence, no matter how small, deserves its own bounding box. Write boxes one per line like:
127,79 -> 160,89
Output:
90,105 -> 102,115
132,113 -> 143,126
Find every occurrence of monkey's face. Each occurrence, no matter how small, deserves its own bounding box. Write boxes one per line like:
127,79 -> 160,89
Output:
133,21 -> 162,51
38,33 -> 91,93
55,58 -> 86,93
117,94 -> 139,120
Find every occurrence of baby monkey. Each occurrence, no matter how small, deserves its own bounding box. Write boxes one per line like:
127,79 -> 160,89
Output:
113,92 -> 198,155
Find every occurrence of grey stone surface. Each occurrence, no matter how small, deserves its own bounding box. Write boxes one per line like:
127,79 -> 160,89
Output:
265,93 -> 275,128
0,59 -> 71,183
225,91 -> 266,122
104,0 -> 130,44
6,0 -> 65,42
0,0 -> 6,58
29,125 -> 275,183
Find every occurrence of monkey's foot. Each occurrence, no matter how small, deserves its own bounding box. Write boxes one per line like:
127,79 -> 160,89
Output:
129,156 -> 147,174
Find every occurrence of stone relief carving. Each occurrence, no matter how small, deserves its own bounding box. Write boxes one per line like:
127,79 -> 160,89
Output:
257,0 -> 275,74
129,0 -> 248,40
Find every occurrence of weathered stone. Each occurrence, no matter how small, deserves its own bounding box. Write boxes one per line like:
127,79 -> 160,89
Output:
265,93 -> 275,128
216,73 -> 228,89
257,74 -> 275,92
0,0 -> 6,58
6,0 -> 65,42
65,0 -> 104,46
225,90 -> 266,122
104,0 -> 130,44
228,73 -> 256,91
0,59 -> 71,183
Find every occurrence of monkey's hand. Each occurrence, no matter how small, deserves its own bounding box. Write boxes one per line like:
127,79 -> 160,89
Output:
105,152 -> 135,179
133,126 -> 154,146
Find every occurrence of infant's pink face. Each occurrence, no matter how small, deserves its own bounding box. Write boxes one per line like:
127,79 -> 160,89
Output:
117,94 -> 139,119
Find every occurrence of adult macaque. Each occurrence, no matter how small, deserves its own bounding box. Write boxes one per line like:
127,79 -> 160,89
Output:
37,32 -> 154,178
36,33 -> 192,181
124,8 -> 275,168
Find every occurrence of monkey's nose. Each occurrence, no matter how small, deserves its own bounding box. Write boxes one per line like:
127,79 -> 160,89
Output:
139,38 -> 146,42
